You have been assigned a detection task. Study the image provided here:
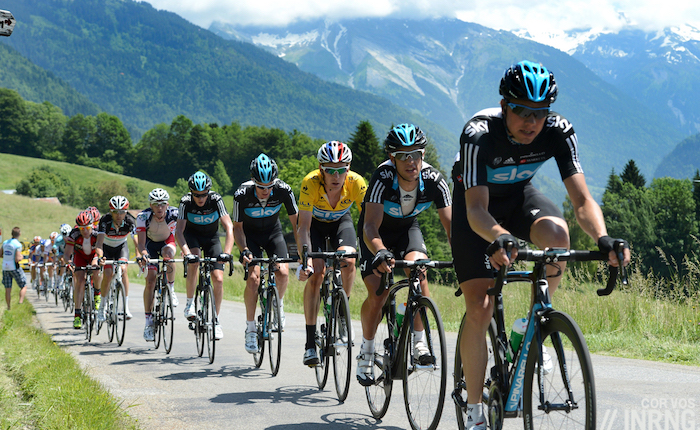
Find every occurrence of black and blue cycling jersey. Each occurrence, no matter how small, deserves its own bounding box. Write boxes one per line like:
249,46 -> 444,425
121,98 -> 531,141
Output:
232,179 -> 298,232
177,191 -> 228,237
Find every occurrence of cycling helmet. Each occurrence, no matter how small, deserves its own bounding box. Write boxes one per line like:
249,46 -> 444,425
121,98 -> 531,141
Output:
148,188 -> 170,204
188,171 -> 211,192
499,60 -> 558,103
33,236 -> 42,243
250,153 -> 279,183
76,211 -> 93,227
87,206 -> 101,223
317,141 -> 352,164
109,195 -> 129,211
60,224 -> 71,236
49,232 -> 58,240
384,123 -> 427,153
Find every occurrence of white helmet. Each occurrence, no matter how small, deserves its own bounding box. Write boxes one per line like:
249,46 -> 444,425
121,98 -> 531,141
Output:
148,188 -> 170,204
317,141 -> 352,164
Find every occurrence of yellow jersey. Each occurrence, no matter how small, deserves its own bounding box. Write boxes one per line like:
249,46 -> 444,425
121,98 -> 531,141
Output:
299,170 -> 367,222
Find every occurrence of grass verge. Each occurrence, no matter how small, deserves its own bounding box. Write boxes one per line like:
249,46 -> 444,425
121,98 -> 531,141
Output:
0,299 -> 139,430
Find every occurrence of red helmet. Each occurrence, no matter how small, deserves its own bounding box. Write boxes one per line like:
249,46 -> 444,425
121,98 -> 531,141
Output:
76,211 -> 93,227
87,206 -> 101,222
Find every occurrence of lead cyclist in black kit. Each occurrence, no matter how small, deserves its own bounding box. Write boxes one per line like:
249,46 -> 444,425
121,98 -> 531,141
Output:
451,60 -> 631,430
175,171 -> 234,341
234,153 -> 299,354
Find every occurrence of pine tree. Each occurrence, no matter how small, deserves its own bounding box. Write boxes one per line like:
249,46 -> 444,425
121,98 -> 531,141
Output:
620,159 -> 646,188
347,120 -> 384,179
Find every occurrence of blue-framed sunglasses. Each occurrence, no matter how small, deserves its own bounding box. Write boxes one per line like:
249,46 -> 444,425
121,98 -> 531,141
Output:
507,102 -> 550,120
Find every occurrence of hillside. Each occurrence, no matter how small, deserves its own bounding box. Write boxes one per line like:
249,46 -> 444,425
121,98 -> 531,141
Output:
0,0 -> 457,161
211,18 -> 685,189
654,133 -> 700,179
0,43 -> 101,117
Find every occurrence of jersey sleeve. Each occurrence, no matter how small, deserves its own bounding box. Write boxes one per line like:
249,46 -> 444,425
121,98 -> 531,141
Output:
432,170 -> 452,209
547,114 -> 584,180
298,172 -> 318,212
460,117 -> 491,190
365,167 -> 389,205
135,211 -> 148,233
279,181 -> 299,216
232,186 -> 246,223
352,173 -> 367,209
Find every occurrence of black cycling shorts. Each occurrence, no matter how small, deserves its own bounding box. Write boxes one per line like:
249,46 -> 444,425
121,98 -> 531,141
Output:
309,212 -> 357,252
358,217 -> 427,279
103,242 -> 129,264
244,223 -> 289,266
451,182 -> 564,283
183,230 -> 224,271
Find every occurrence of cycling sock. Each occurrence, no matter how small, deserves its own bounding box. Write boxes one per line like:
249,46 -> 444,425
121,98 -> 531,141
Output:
466,403 -> 485,426
94,288 -> 100,296
360,337 -> 375,355
186,297 -> 193,307
413,329 -> 425,343
74,310 -> 81,318
305,325 -> 316,350
246,321 -> 256,333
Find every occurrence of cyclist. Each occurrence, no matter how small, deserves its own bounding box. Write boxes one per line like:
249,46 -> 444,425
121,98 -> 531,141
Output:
54,224 -> 71,289
175,171 -> 234,341
355,124 -> 452,386
297,141 -> 367,366
96,196 -> 137,322
45,232 -> 59,291
234,154 -> 299,354
28,236 -> 45,290
3,226 -> 27,310
136,188 -> 179,342
64,210 -> 104,329
451,60 -> 631,429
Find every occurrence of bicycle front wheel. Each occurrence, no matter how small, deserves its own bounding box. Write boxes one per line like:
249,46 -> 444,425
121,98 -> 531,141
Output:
114,282 -> 126,346
365,307 -> 393,419
267,286 -> 282,376
205,283 -> 217,364
332,289 -> 352,402
84,286 -> 93,342
194,287 -> 205,357
403,297 -> 447,430
523,310 -> 595,430
153,287 -> 162,349
53,278 -> 59,305
107,290 -> 116,343
162,285 -> 174,354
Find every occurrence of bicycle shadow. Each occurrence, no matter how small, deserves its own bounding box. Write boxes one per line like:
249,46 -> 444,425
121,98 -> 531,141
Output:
157,363 -> 260,381
263,412 -> 404,430
210,384 -> 344,408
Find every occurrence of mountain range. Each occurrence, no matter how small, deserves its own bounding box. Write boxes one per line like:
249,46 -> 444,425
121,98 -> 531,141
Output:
210,18 -> 686,191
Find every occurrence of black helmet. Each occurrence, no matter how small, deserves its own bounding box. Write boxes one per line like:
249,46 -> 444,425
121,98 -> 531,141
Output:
499,60 -> 558,103
250,153 -> 278,183
384,123 -> 427,153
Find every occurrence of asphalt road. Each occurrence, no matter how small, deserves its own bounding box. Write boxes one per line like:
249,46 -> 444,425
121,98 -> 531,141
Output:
28,282 -> 700,430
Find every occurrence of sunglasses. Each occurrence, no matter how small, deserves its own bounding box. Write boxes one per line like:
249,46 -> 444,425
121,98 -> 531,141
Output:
111,210 -> 126,215
192,192 -> 208,198
391,149 -> 425,161
321,166 -> 349,175
152,201 -> 168,207
507,102 -> 550,120
254,182 -> 274,190
78,226 -> 92,231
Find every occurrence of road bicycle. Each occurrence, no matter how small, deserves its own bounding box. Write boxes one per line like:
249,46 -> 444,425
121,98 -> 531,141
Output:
97,260 -> 130,346
60,268 -> 74,313
185,256 -> 233,364
244,254 -> 296,376
302,244 -> 356,403
32,262 -> 50,301
452,245 -> 627,430
74,265 -> 100,342
145,258 -> 182,354
365,258 -> 452,430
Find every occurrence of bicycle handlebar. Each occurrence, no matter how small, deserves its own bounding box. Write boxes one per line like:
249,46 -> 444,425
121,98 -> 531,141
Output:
182,256 -> 234,278
243,256 -> 297,280
375,259 -> 453,296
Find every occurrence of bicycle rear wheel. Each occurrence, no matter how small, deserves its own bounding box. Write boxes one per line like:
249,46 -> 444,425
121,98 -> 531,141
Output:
454,316 -> 500,430
114,281 -> 126,346
194,287 -> 205,357
84,285 -> 93,342
162,285 -> 174,354
365,308 -> 393,419
523,310 -> 595,430
314,322 -> 329,390
53,276 -> 59,305
403,297 -> 447,430
107,289 -> 116,343
267,286 -> 282,376
205,283 -> 216,364
332,289 -> 352,402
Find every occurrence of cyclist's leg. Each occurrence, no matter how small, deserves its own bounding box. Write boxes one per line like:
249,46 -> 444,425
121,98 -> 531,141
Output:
334,214 -> 358,297
3,273 -> 11,310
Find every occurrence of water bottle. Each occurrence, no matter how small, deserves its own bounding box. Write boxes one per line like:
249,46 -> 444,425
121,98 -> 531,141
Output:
325,295 -> 332,314
507,318 -> 528,362
394,302 -> 407,337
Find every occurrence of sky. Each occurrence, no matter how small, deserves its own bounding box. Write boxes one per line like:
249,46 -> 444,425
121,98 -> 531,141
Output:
146,0 -> 700,42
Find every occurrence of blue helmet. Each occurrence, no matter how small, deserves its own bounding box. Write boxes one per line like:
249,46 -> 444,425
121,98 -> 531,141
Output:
188,171 -> 211,192
499,60 -> 558,103
384,123 -> 427,153
250,153 -> 278,183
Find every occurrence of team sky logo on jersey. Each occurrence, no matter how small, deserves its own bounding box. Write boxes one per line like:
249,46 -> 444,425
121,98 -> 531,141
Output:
384,201 -> 432,218
421,170 -> 439,181
244,206 -> 282,218
380,169 -> 394,181
465,120 -> 489,137
546,115 -> 573,134
487,162 -> 545,184
312,207 -> 349,221
187,212 -> 220,225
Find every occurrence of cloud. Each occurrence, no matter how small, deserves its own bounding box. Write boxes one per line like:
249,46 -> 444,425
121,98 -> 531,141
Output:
144,0 -> 700,33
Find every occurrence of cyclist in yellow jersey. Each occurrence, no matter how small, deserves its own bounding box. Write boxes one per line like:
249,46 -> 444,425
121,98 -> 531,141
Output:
297,141 -> 367,366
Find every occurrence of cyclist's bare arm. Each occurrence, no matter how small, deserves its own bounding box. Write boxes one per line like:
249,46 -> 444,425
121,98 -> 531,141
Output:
362,201 -> 393,274
465,185 -> 516,267
220,214 -> 235,255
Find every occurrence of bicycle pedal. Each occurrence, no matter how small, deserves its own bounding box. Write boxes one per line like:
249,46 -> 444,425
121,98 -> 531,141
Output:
188,322 -> 195,331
